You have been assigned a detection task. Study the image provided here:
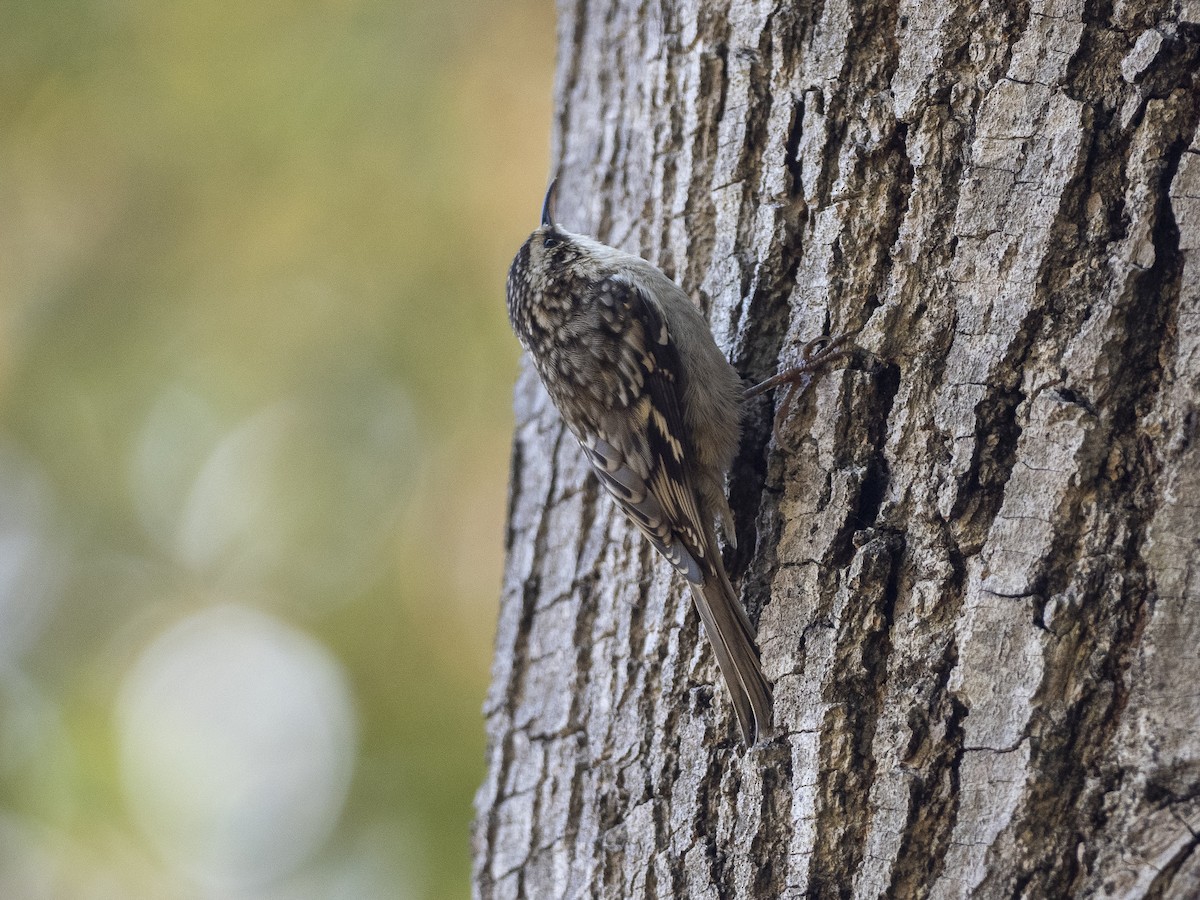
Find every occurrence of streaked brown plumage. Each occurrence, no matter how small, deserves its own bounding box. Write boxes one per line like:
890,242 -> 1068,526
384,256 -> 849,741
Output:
507,182 -> 850,745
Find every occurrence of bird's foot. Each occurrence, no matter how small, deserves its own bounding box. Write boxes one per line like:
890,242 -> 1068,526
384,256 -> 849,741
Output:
745,335 -> 858,439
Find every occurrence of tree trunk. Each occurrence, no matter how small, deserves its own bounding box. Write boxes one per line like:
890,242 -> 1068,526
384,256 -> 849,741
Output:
473,0 -> 1200,896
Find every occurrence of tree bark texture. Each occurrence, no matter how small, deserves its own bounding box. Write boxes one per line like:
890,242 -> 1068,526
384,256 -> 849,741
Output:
474,1 -> 1200,897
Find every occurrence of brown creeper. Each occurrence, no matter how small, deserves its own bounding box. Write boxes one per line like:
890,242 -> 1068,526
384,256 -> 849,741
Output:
506,181 -> 850,745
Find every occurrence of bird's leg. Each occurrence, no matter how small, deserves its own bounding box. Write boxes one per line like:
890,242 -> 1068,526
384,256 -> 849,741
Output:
745,335 -> 855,439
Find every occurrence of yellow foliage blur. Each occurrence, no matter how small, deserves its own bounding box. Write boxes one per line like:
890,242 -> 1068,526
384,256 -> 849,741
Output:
0,0 -> 553,896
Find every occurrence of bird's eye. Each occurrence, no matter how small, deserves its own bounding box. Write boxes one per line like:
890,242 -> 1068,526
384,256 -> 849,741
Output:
543,235 -> 559,249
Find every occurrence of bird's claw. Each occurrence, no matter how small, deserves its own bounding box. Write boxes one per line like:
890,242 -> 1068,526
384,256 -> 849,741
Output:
746,334 -> 865,440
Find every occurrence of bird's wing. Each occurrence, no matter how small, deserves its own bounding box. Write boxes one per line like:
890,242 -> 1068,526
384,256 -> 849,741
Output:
577,275 -> 714,584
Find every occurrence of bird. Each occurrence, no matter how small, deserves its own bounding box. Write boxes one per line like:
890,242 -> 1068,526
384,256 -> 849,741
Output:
505,179 -> 850,745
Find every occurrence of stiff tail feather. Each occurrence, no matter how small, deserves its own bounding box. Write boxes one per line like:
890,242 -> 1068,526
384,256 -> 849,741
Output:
688,567 -> 773,745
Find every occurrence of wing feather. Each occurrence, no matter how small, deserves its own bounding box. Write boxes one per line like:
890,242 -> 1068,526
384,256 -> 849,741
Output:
577,276 -> 713,584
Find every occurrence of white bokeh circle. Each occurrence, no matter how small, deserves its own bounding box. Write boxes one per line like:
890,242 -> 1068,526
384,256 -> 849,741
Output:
116,605 -> 356,891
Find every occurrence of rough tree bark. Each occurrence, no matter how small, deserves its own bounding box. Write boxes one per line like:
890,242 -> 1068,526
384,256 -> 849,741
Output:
473,0 -> 1200,896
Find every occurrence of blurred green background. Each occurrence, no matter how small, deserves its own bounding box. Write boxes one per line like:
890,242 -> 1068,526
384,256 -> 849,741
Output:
0,0 -> 553,896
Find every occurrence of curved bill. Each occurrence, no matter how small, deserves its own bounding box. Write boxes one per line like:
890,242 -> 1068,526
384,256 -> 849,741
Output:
541,178 -> 558,227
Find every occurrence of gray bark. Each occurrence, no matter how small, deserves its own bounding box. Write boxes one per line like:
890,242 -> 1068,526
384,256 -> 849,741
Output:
473,0 -> 1200,896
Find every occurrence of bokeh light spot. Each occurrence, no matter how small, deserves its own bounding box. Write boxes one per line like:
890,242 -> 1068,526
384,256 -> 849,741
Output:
116,604 -> 357,891
0,446 -> 62,668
